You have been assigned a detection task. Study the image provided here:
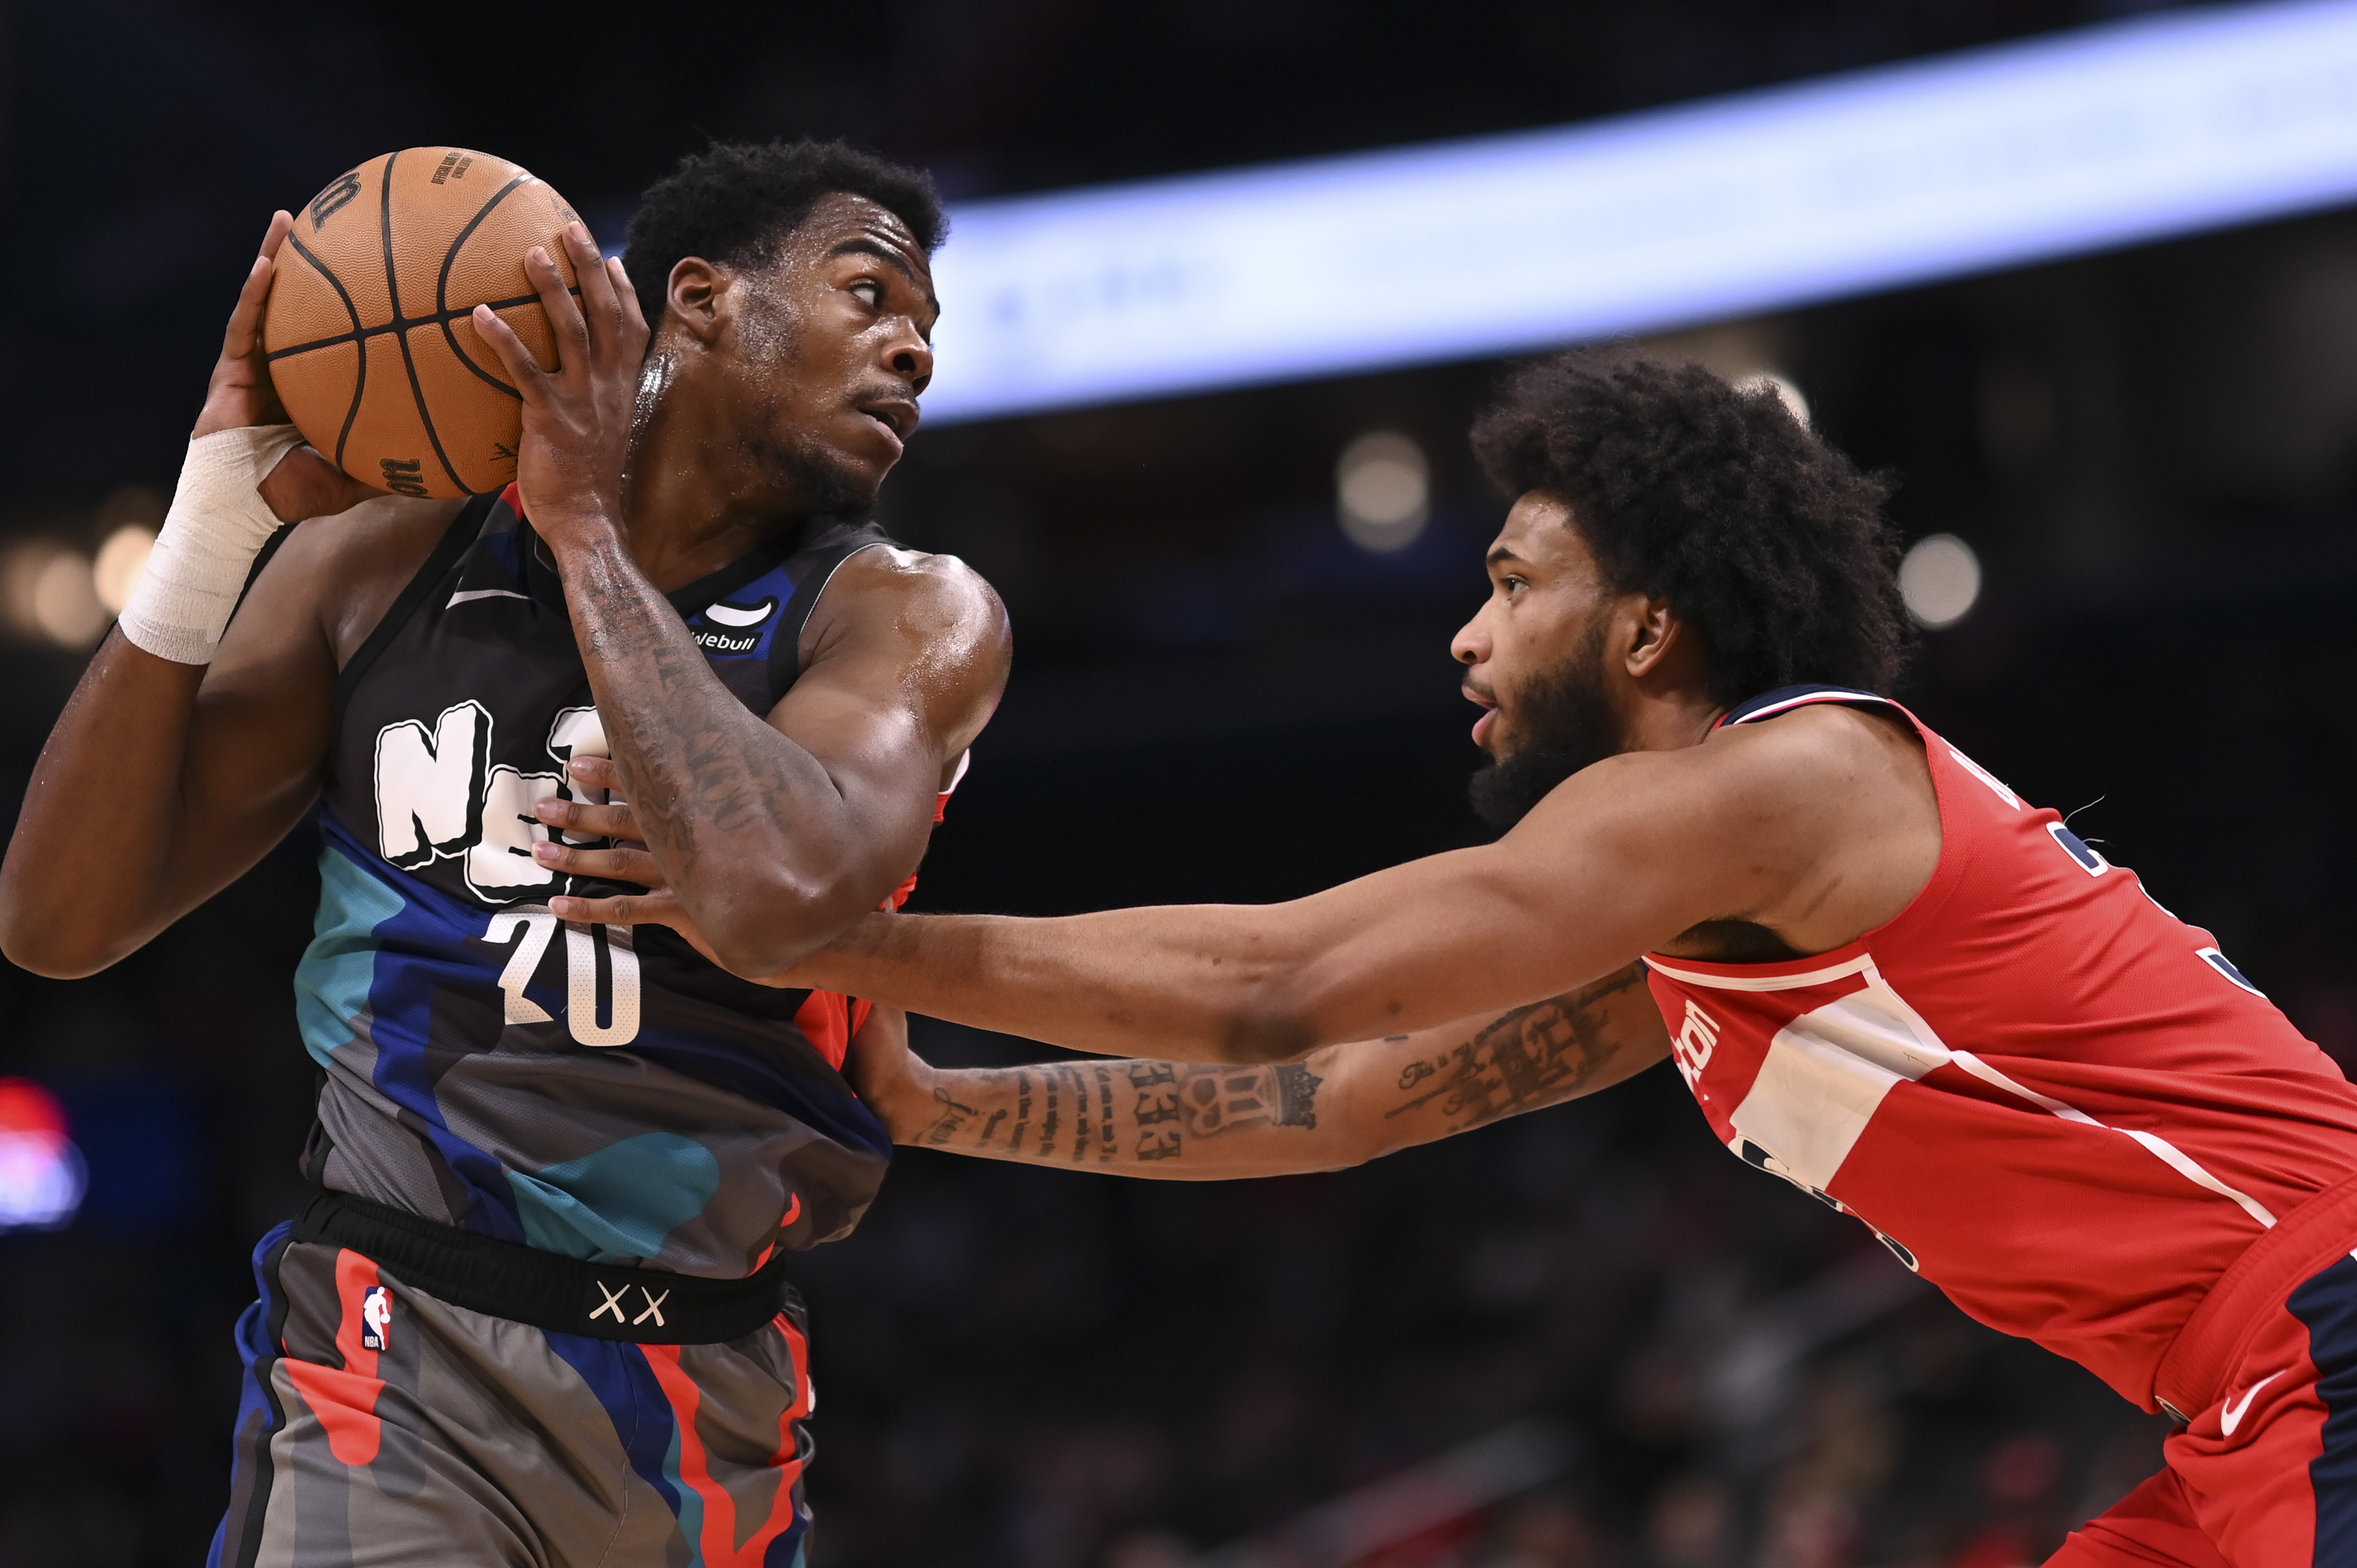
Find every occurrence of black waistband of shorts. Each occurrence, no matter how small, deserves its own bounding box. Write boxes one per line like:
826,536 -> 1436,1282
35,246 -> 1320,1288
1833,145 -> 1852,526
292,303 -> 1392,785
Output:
291,1186 -> 798,1345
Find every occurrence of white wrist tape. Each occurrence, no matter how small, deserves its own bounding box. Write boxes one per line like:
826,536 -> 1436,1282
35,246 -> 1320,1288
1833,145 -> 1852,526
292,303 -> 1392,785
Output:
119,424 -> 307,665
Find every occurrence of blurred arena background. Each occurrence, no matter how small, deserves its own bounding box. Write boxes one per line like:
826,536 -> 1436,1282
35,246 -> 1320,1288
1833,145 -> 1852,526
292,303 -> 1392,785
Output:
7,2 -> 2357,1564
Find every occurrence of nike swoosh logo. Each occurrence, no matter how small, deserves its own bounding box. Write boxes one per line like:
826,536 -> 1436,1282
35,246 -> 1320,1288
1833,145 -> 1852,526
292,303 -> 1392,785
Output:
2221,1371 -> 2283,1435
704,597 -> 778,628
447,588 -> 531,608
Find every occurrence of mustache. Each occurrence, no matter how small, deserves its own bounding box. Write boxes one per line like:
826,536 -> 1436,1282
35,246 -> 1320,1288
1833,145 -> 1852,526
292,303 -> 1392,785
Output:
1466,626 -> 1619,829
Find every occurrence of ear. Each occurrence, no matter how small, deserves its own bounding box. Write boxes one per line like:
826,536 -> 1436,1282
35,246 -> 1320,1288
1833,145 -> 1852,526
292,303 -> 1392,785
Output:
665,257 -> 726,345
1622,595 -> 1689,681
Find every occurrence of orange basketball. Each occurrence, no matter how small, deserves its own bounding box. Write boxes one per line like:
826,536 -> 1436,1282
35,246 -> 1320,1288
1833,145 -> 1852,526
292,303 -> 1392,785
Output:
262,147 -> 582,500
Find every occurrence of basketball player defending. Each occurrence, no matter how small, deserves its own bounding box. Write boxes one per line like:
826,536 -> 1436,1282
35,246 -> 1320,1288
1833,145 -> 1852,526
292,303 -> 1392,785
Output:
0,142 -> 1009,1567
548,353 -> 2357,1566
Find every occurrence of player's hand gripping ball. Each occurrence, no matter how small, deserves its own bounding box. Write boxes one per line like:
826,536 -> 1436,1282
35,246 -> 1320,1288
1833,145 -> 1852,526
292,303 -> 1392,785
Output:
262,148 -> 583,500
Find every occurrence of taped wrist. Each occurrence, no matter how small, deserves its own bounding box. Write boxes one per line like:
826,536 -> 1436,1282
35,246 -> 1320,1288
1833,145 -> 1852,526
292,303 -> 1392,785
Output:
119,425 -> 307,665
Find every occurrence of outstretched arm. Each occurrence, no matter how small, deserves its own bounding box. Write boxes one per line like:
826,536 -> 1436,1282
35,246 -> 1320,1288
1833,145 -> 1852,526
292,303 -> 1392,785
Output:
849,964 -> 1668,1179
545,737 -> 1802,1058
472,229 -> 1010,980
539,704 -> 1932,1065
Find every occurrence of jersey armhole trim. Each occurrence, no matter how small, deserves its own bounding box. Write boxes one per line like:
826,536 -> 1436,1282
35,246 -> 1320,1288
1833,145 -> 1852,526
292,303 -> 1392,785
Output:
765,537 -> 895,706
227,524 -> 298,627
331,496 -> 494,732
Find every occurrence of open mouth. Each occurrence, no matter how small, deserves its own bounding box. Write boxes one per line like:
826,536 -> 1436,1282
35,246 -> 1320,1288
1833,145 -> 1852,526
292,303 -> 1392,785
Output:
856,397 -> 917,450
1464,684 -> 1499,747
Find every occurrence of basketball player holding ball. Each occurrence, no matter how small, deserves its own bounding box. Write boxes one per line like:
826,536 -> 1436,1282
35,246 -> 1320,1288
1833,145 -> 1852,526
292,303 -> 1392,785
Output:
0,140 -> 1007,1567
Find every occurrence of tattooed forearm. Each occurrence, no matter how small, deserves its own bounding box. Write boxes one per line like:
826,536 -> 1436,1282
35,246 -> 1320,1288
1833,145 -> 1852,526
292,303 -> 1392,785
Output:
1381,964 -> 1647,1133
555,536 -> 957,974
1069,1064 -> 1090,1160
896,1057 -> 1327,1169
1129,1061 -> 1184,1162
569,546 -> 754,865
1275,1063 -> 1320,1128
1009,1071 -> 1032,1153
889,968 -> 1656,1178
918,1086 -> 985,1146
1039,1070 -> 1063,1155
1093,1065 -> 1117,1162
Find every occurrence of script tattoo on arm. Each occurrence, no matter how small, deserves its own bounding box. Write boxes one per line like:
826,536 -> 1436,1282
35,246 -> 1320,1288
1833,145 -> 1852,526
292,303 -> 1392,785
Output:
908,1056 -> 1325,1167
897,964 -> 1652,1174
1381,964 -> 1647,1136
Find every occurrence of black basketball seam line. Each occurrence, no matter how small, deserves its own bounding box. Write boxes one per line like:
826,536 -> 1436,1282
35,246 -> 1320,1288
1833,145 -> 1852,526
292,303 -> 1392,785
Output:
260,287 -> 584,362
380,149 -> 468,495
281,231 -> 370,472
437,173 -> 537,409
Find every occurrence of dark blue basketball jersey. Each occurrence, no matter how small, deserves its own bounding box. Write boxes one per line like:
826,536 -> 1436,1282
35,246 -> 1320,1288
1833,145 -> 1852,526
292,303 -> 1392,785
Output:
297,488 -> 898,1278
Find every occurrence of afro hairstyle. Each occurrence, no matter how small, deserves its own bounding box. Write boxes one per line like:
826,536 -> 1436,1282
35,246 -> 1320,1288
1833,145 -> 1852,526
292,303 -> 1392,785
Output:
1470,347 -> 1912,707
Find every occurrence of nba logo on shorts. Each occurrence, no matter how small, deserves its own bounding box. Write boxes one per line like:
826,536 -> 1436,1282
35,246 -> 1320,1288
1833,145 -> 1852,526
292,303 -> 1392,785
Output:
361,1284 -> 392,1352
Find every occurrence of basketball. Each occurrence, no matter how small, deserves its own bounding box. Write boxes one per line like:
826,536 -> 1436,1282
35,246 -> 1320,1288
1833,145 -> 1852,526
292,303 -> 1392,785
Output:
262,148 -> 582,500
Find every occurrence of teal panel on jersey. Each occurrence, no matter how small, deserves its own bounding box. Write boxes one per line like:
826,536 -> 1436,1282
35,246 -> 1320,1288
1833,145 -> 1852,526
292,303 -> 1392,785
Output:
295,844 -> 407,1067
505,1133 -> 724,1262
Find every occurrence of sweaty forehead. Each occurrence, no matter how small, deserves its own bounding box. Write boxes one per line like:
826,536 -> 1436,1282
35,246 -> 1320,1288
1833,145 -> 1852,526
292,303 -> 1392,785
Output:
788,193 -> 931,282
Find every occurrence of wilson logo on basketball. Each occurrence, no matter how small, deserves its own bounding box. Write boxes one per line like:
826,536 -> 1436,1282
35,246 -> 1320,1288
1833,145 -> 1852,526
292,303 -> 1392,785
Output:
380,458 -> 430,498
309,169 -> 363,230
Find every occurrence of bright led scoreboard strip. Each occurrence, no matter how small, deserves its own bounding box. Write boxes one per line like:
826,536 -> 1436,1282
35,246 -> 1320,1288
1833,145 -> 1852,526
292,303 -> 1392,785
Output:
921,0 -> 2357,423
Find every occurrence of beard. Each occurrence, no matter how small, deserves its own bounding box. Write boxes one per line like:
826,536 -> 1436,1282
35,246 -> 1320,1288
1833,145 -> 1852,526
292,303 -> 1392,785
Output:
759,429 -> 877,519
1467,621 -> 1625,829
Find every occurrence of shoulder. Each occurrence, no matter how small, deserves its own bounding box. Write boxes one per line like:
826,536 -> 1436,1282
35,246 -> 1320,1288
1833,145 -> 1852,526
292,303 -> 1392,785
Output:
1527,702 -> 1928,865
804,544 -> 1010,668
266,494 -> 468,573
1714,698 -> 1918,766
1499,702 -> 1937,951
1709,701 -> 1928,811
236,496 -> 468,667
1682,702 -> 1929,842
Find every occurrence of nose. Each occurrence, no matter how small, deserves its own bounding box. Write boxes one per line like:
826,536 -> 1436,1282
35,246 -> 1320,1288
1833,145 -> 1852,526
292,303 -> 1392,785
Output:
884,328 -> 933,394
1451,610 -> 1490,667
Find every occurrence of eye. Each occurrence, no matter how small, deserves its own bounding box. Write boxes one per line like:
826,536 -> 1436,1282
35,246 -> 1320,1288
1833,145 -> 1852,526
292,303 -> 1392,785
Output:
850,279 -> 884,309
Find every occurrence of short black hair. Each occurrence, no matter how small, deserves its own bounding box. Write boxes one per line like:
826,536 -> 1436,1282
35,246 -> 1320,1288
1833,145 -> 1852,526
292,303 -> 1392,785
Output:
622,138 -> 948,328
1470,347 -> 1911,705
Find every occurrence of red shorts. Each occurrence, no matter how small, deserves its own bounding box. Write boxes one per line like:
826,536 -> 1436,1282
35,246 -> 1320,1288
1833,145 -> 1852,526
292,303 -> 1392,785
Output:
2052,1236 -> 2357,1565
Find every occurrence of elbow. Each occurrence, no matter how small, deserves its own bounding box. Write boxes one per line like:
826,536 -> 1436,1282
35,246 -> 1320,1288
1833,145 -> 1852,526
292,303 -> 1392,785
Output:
691,870 -> 871,981
1219,981 -> 1322,1065
0,907 -> 119,981
1205,927 -> 1365,1064
700,910 -> 824,983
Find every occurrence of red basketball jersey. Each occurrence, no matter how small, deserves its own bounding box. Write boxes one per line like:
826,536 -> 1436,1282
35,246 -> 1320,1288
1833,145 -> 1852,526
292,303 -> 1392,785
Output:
1642,686 -> 2357,1409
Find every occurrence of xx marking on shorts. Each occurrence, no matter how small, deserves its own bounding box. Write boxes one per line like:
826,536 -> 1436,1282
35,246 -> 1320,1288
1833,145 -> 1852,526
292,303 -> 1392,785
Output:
588,1281 -> 669,1327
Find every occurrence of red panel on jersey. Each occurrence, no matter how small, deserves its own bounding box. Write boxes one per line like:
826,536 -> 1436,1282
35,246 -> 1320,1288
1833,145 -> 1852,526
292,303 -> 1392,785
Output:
1643,691 -> 2357,1409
